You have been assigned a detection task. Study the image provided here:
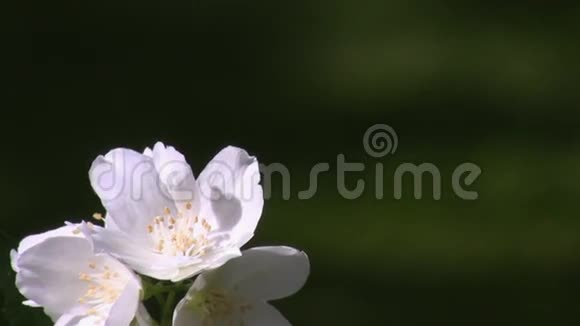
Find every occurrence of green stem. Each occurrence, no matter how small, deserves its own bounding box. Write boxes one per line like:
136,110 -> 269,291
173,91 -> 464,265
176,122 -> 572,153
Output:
155,293 -> 165,307
143,280 -> 192,301
160,291 -> 176,326
143,286 -> 163,301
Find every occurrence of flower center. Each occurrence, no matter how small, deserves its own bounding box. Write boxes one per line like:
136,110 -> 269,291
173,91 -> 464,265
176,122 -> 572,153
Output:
77,261 -> 126,319
146,204 -> 214,257
186,289 -> 253,321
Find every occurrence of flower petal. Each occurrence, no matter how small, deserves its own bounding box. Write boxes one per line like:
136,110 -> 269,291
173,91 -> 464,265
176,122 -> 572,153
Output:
10,249 -> 18,272
22,300 -> 41,307
15,236 -> 94,319
200,246 -> 310,301
105,272 -> 141,326
147,142 -> 200,214
197,146 -> 263,247
90,227 -> 180,280
133,304 -> 154,326
54,313 -> 84,326
11,224 -> 82,272
170,246 -> 242,282
172,298 -> 204,326
89,148 -> 176,240
171,298 -> 291,326
240,302 -> 291,326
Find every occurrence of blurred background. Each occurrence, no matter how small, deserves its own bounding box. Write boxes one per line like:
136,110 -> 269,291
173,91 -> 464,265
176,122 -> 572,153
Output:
2,0 -> 580,325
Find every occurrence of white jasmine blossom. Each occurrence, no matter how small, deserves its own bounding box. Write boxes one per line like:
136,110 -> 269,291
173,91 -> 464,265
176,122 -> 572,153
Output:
172,246 -> 310,326
11,224 -> 145,326
88,142 -> 263,282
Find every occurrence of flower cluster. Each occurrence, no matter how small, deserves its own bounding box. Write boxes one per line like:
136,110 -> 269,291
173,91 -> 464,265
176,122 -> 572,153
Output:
10,143 -> 310,326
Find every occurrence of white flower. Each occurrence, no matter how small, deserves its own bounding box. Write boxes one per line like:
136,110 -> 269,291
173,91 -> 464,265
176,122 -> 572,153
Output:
88,142 -> 263,282
172,246 -> 310,326
10,223 -> 145,326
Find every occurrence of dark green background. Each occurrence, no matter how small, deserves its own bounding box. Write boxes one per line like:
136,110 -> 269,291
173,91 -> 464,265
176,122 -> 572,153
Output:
2,0 -> 580,325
